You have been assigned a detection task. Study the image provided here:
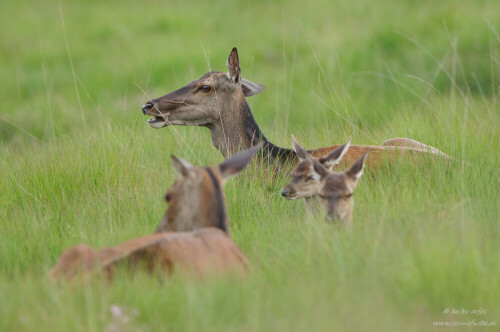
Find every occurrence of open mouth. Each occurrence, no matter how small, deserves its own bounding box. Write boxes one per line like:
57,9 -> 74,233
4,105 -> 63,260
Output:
147,116 -> 168,129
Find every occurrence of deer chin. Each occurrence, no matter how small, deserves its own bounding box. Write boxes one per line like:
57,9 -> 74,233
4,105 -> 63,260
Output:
148,115 -> 212,128
148,117 -> 169,129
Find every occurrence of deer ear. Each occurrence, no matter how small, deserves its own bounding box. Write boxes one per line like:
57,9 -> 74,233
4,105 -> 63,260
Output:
241,79 -> 265,97
345,154 -> 367,186
171,155 -> 193,177
291,135 -> 310,161
227,47 -> 241,84
319,137 -> 351,170
218,143 -> 262,180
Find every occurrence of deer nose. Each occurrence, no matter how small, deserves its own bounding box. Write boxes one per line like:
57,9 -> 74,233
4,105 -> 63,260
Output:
142,102 -> 154,114
281,188 -> 290,197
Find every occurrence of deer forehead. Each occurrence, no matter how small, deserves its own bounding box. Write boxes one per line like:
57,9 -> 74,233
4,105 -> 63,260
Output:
166,167 -> 223,204
198,71 -> 230,85
293,160 -> 314,175
293,159 -> 325,179
321,173 -> 351,194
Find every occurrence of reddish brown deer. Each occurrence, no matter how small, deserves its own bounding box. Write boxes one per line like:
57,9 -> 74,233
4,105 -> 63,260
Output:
51,145 -> 261,282
282,136 -> 367,224
142,47 -> 449,169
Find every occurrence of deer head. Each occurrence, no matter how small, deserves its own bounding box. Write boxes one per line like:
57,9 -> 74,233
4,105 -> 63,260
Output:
319,154 -> 367,224
156,144 -> 261,233
142,47 -> 264,129
281,135 -> 351,199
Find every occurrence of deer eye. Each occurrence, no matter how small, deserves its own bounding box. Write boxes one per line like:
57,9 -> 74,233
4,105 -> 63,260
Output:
200,85 -> 211,92
165,193 -> 172,202
345,193 -> 353,198
306,175 -> 315,182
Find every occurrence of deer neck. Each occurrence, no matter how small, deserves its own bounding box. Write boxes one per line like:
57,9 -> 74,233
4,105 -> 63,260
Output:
203,167 -> 230,233
207,96 -> 294,164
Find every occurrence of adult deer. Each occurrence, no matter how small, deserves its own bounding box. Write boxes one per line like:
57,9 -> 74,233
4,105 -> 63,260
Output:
282,136 -> 366,225
142,47 -> 448,169
51,145 -> 261,282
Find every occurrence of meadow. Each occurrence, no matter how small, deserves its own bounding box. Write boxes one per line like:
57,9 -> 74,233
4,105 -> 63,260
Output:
0,0 -> 499,330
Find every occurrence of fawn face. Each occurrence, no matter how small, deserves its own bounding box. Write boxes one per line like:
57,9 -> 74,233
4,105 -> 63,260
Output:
142,47 -> 264,129
319,154 -> 367,224
156,144 -> 261,233
281,136 -> 351,200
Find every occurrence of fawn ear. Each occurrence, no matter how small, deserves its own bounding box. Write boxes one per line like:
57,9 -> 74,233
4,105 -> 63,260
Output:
241,79 -> 265,97
346,154 -> 367,186
319,137 -> 351,170
291,135 -> 310,161
227,47 -> 241,84
218,143 -> 262,180
171,155 -> 193,177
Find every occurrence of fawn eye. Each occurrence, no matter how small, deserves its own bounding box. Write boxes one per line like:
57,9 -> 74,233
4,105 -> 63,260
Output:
200,85 -> 211,92
306,175 -> 314,182
165,193 -> 171,202
345,193 -> 353,198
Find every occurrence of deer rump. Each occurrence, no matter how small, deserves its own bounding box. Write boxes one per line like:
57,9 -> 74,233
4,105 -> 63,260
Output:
51,228 -> 248,282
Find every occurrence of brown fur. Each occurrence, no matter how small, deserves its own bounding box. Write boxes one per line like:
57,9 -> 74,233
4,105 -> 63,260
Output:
51,146 -> 260,282
142,47 -> 450,170
282,138 -> 367,224
282,137 -> 349,201
50,228 -> 248,282
156,166 -> 229,233
309,143 -> 444,171
319,173 -> 357,225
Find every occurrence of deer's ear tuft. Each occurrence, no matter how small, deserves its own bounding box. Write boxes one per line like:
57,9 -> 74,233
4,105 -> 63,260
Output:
346,154 -> 367,186
241,79 -> 265,97
218,143 -> 262,180
319,137 -> 351,170
171,155 -> 193,177
291,135 -> 310,161
227,47 -> 241,84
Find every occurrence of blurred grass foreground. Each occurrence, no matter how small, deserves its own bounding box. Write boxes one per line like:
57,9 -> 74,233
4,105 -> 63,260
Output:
0,0 -> 499,331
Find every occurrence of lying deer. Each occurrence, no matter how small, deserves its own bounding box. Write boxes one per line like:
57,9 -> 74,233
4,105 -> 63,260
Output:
51,146 -> 261,282
281,136 -> 351,201
282,136 -> 366,225
142,47 -> 448,169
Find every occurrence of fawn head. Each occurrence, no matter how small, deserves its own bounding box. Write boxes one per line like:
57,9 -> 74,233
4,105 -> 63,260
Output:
319,154 -> 367,224
281,136 -> 351,200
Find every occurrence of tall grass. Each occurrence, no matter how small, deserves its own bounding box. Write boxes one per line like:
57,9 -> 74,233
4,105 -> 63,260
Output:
0,0 -> 499,330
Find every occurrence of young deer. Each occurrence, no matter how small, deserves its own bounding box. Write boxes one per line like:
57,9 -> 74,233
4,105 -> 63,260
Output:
142,47 -> 449,169
320,154 -> 367,224
281,135 -> 351,201
51,146 -> 261,282
282,136 -> 366,224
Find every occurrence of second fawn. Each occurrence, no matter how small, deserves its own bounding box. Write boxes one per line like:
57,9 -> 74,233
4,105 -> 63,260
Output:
282,136 -> 366,224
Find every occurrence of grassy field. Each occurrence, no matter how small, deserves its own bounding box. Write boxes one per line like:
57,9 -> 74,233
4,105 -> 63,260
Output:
1,0 -> 499,330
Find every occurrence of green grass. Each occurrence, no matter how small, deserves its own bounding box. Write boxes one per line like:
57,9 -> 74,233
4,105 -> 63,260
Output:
1,0 -> 499,330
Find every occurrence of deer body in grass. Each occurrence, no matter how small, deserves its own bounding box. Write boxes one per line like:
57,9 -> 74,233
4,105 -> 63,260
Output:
51,146 -> 261,282
142,47 -> 449,170
282,136 -> 366,225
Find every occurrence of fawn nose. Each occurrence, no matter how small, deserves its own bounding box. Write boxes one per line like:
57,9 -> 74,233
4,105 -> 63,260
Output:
281,188 -> 290,197
142,102 -> 154,114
